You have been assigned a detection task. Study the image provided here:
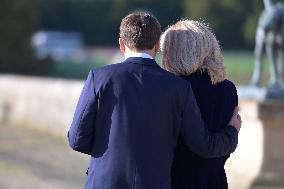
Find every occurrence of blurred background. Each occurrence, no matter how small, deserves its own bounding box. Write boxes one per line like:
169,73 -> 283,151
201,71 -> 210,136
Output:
1,0 -> 281,83
1,0 -> 284,189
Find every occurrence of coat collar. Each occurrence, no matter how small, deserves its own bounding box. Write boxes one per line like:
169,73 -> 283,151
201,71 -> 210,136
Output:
124,57 -> 160,68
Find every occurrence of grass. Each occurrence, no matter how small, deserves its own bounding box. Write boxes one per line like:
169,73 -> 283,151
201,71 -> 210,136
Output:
50,59 -> 106,80
49,51 -> 271,85
224,51 -> 270,85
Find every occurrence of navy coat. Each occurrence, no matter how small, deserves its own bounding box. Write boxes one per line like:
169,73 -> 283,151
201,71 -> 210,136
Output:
68,57 -> 238,189
171,72 -> 238,189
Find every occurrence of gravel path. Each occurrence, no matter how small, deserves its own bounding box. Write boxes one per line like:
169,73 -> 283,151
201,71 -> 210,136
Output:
0,125 -> 89,189
1,123 -> 282,189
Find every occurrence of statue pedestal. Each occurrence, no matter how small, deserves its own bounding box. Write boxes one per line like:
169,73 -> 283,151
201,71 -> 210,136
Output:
249,100 -> 284,189
226,99 -> 284,189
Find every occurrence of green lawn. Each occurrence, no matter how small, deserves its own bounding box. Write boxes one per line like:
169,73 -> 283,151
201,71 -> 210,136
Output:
224,51 -> 269,85
50,51 -> 271,85
50,59 -> 106,80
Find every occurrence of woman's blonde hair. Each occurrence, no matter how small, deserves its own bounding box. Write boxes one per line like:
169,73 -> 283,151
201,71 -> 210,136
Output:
160,20 -> 226,84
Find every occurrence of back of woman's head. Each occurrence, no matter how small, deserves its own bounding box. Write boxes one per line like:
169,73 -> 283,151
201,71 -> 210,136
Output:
160,20 -> 226,84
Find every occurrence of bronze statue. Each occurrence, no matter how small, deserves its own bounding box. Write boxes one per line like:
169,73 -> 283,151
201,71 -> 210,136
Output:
250,0 -> 284,88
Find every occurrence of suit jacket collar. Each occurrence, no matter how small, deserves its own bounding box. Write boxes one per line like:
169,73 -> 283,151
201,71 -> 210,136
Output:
124,57 -> 160,68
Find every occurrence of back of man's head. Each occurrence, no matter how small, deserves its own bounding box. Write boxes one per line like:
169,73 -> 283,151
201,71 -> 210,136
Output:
120,12 -> 162,51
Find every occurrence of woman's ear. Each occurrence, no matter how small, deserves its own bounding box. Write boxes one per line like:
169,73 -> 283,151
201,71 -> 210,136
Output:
154,43 -> 160,54
119,38 -> 126,54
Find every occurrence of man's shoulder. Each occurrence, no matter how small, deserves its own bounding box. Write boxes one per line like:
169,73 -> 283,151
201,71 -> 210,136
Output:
91,61 -> 138,79
92,61 -> 184,79
90,61 -> 190,90
157,69 -> 189,85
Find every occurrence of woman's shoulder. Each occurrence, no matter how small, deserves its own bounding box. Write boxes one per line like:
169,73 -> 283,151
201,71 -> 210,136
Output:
182,73 -> 237,97
216,79 -> 237,93
216,79 -> 238,105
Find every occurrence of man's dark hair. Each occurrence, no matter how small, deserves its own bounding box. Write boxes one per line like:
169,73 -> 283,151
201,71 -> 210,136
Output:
120,12 -> 162,50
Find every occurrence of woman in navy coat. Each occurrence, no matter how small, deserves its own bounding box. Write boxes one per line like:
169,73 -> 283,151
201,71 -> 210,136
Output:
160,20 -> 238,189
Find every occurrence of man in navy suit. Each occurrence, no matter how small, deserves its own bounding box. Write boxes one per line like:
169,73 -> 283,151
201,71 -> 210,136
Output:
68,12 -> 241,189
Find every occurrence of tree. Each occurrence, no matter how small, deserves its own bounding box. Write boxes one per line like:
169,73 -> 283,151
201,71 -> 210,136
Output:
39,0 -> 183,46
183,0 -> 284,49
184,0 -> 248,49
0,0 -> 45,74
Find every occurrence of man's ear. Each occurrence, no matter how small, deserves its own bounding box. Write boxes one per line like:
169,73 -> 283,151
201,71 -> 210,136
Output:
119,38 -> 126,54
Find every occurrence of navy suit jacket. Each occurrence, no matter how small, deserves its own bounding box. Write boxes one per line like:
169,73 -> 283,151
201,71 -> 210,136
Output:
68,57 -> 238,189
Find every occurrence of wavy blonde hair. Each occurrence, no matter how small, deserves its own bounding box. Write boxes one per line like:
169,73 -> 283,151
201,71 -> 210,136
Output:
160,20 -> 226,84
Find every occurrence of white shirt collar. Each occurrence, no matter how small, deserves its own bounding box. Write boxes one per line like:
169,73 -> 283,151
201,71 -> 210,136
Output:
125,52 -> 153,60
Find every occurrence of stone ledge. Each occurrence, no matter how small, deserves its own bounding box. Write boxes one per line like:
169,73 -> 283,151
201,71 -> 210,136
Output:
0,74 -> 84,136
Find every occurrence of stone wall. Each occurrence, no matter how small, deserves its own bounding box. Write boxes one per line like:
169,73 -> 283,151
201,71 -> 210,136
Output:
0,74 -> 84,136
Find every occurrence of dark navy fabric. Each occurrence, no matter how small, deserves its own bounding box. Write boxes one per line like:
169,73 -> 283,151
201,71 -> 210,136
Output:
68,57 -> 238,189
171,71 -> 238,189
